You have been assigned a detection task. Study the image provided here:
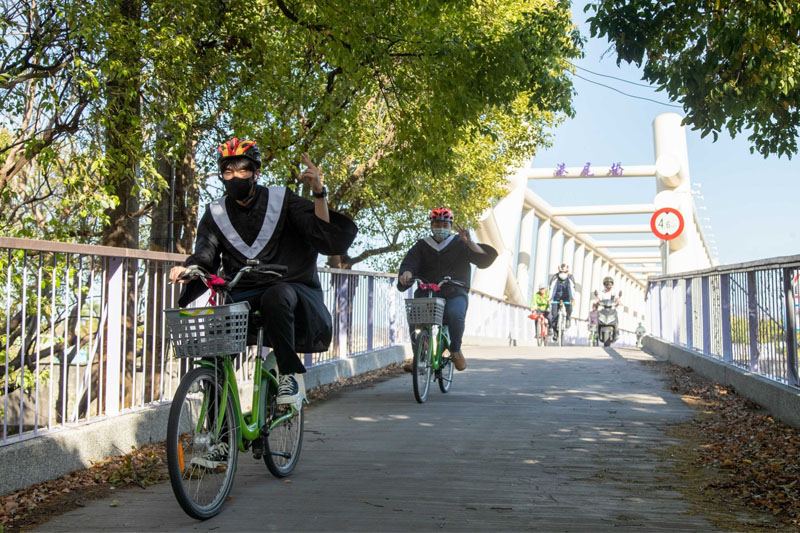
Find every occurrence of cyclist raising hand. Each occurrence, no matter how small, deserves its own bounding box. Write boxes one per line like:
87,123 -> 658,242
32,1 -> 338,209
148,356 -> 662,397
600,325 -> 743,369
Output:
169,138 -> 357,405
397,207 -> 498,371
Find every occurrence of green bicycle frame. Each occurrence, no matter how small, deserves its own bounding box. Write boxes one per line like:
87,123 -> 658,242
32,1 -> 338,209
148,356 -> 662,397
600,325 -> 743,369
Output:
194,353 -> 299,452
421,324 -> 450,369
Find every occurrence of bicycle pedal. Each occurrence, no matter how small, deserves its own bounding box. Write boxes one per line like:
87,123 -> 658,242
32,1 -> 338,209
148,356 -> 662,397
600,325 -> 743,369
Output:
252,437 -> 264,460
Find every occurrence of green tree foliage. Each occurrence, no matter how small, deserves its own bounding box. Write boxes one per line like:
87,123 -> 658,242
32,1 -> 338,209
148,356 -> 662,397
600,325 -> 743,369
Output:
195,0 -> 582,268
2,0 -> 581,263
730,314 -> 787,345
585,0 -> 800,158
1,0 -> 582,410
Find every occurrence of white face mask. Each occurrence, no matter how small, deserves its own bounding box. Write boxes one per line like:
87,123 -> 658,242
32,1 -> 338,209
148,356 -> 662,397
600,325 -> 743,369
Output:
431,228 -> 450,241
558,272 -> 568,280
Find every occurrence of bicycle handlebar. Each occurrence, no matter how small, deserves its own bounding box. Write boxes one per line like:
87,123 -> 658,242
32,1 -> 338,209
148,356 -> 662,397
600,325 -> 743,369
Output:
178,262 -> 288,290
409,276 -> 466,289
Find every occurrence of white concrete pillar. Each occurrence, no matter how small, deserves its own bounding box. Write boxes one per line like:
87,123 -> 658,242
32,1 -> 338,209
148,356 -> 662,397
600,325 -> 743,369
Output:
533,218 -> 551,296
562,236 -> 576,273
573,244 -> 586,316
591,255 -> 603,304
548,228 -> 565,276
580,249 -> 595,318
474,172 -> 527,300
653,113 -> 704,273
516,207 -> 536,303
623,277 -> 632,330
600,260 -> 610,284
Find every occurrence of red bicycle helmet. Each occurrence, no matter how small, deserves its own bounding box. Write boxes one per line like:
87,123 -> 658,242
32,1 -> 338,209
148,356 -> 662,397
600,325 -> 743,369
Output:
429,206 -> 454,222
216,138 -> 261,170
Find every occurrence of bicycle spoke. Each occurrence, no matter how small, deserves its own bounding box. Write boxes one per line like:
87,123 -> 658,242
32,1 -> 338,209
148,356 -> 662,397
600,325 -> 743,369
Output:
265,401 -> 304,477
167,367 -> 239,519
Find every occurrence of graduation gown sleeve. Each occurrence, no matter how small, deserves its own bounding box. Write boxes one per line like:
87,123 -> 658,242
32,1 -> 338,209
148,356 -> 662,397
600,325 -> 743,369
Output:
178,208 -> 223,307
286,190 -> 357,256
469,243 -> 498,269
396,241 -> 424,292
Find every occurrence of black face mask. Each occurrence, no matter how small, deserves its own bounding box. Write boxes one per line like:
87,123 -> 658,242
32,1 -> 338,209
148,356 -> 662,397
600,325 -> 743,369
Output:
223,177 -> 255,201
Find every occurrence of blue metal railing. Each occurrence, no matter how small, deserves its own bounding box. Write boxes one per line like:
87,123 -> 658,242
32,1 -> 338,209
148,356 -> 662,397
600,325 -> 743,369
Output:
647,255 -> 800,388
2,237 -> 595,447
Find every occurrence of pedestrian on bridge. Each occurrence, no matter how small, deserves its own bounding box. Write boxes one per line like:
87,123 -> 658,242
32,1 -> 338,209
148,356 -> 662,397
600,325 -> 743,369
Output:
397,207 -> 497,372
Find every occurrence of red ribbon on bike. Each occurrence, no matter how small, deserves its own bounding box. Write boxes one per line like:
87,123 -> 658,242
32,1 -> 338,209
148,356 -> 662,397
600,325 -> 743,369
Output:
419,282 -> 441,292
205,275 -> 227,305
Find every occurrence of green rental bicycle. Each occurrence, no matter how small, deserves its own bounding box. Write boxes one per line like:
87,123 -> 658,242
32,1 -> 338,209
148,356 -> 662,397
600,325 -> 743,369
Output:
404,277 -> 464,403
552,300 -> 570,347
163,263 -> 304,520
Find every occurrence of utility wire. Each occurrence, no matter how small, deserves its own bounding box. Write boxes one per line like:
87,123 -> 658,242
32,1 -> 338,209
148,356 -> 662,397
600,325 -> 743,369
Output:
570,62 -> 655,88
573,73 -> 683,109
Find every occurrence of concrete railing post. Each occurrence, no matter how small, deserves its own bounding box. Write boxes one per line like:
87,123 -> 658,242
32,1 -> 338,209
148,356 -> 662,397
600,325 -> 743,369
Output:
783,268 -> 799,386
720,274 -> 733,363
747,271 -> 760,372
702,276 -> 711,355
367,276 -> 375,352
105,257 -> 123,417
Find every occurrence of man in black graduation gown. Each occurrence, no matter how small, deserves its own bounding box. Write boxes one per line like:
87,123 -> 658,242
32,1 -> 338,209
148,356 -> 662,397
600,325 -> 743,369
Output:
397,207 -> 498,371
169,138 -> 357,404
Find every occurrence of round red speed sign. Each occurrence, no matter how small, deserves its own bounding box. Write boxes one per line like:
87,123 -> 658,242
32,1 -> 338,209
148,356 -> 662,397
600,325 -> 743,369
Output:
650,207 -> 684,240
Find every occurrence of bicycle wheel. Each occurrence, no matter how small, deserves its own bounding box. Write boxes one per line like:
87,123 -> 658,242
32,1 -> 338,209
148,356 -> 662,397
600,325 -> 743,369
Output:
412,329 -> 432,403
167,366 -> 239,520
438,351 -> 454,393
264,378 -> 304,478
538,321 -> 547,347
558,312 -> 565,347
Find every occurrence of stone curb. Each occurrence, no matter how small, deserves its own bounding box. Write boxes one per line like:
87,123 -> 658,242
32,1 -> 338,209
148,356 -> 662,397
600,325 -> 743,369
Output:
0,345 -> 410,496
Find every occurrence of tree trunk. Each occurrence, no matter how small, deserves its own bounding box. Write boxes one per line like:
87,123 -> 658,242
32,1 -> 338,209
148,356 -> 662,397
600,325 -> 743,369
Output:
150,150 -> 172,252
101,0 -> 142,249
176,137 -> 200,254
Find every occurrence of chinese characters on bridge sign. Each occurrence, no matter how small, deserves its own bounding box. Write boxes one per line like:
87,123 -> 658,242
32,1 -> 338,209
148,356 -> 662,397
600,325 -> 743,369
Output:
553,162 -> 624,177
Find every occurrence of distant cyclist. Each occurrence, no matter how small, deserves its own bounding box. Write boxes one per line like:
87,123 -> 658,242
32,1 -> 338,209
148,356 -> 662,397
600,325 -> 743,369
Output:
548,263 -> 575,340
635,322 -> 646,347
397,207 -> 498,371
587,303 -> 599,344
531,284 -> 550,324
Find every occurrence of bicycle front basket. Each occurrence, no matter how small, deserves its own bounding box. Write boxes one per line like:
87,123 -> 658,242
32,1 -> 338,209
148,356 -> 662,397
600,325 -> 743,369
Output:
404,297 -> 445,326
164,302 -> 250,358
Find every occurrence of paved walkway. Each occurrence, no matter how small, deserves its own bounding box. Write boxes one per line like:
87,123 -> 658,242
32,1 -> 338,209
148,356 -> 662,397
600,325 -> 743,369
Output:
38,346 -> 722,531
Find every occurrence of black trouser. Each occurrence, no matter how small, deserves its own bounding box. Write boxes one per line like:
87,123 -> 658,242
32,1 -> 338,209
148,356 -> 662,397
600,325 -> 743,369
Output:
232,284 -> 306,375
550,300 -> 572,333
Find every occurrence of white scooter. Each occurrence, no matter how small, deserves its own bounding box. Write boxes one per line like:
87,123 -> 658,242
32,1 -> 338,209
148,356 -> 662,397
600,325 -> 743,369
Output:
594,290 -> 621,347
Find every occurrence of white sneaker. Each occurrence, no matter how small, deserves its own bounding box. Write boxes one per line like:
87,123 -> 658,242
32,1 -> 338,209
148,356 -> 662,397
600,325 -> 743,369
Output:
190,442 -> 229,469
277,373 -> 305,405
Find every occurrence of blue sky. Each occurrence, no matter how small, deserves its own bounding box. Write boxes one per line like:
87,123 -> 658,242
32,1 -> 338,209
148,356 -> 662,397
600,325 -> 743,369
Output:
528,2 -> 799,266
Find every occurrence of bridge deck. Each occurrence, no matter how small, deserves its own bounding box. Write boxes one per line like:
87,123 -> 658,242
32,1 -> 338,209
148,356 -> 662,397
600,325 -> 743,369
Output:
39,346 -> 722,531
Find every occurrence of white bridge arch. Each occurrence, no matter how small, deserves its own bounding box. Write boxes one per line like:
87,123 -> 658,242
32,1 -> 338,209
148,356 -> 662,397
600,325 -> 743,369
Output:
472,112 -> 716,330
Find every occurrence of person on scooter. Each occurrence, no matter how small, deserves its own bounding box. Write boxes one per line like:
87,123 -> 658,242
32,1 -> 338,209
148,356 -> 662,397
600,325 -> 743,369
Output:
548,264 -> 575,340
594,276 -> 622,308
397,207 -> 498,371
594,277 -> 622,346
